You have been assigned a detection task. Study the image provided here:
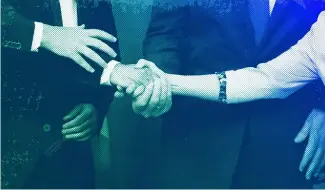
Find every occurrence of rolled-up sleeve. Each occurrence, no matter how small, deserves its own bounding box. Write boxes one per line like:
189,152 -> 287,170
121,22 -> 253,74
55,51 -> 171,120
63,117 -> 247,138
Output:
225,11 -> 325,104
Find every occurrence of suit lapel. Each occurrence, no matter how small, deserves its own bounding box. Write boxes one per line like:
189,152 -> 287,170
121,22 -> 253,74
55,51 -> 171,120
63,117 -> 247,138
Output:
50,0 -> 63,26
76,0 -> 91,27
256,0 -> 304,54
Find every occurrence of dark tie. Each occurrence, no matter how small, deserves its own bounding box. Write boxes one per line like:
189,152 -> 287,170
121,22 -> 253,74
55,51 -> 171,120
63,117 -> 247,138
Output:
248,0 -> 270,45
50,0 -> 63,26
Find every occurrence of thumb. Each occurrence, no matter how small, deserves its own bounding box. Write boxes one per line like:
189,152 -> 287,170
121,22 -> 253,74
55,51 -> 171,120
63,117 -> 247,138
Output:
294,120 -> 311,143
136,59 -> 164,76
63,105 -> 83,121
135,59 -> 148,69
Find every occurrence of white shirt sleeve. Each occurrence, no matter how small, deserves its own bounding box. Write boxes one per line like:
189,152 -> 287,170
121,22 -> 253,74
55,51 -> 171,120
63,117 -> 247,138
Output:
31,22 -> 44,52
100,60 -> 120,86
225,11 -> 325,104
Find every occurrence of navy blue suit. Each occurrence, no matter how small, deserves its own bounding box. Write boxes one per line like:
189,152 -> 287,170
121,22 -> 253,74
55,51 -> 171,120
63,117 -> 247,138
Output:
143,0 -> 324,188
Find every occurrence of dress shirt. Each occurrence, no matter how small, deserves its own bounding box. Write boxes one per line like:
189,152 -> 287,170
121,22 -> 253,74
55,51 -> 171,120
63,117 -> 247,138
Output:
31,0 -> 119,86
226,11 -> 325,104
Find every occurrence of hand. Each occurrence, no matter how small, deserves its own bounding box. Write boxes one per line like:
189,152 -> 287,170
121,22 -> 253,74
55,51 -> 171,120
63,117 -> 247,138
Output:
62,104 -> 98,141
110,63 -> 153,89
295,108 -> 325,180
115,59 -> 172,118
41,24 -> 117,73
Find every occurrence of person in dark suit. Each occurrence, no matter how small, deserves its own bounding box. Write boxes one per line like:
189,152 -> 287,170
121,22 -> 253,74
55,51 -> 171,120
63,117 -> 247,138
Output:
137,0 -> 325,188
1,0 -> 155,188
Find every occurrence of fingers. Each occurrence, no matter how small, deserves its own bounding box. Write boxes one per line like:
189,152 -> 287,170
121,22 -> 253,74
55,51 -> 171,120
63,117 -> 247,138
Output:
295,118 -> 312,143
142,77 -> 162,118
315,156 -> 325,177
306,147 -> 323,180
151,76 -> 168,117
132,82 -> 154,114
114,86 -> 126,98
299,109 -> 325,179
78,46 -> 108,69
62,120 -> 91,135
300,127 -> 317,173
84,37 -> 117,58
63,105 -> 83,121
86,29 -> 117,42
132,85 -> 146,99
62,108 -> 92,129
126,83 -> 137,95
64,127 -> 92,140
71,53 -> 95,73
136,59 -> 164,76
116,85 -> 124,91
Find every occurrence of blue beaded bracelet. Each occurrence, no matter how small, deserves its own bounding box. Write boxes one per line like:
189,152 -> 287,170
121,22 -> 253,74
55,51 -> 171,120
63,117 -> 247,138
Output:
216,71 -> 227,104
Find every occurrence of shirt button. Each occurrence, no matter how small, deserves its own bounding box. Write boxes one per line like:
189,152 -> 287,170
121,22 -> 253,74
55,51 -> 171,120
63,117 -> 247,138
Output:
43,124 -> 51,132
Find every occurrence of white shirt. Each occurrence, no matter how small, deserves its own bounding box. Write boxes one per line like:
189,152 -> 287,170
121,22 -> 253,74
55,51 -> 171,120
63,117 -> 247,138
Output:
31,0 -> 118,86
226,11 -> 325,104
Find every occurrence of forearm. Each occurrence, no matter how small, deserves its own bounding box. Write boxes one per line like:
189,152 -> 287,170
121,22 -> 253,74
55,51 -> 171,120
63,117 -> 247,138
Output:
167,74 -> 220,101
166,57 -> 316,104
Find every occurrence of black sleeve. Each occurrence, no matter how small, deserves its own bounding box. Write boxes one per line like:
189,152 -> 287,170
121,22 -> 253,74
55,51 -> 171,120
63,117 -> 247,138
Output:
1,0 -> 35,51
143,0 -> 189,74
86,1 -> 121,135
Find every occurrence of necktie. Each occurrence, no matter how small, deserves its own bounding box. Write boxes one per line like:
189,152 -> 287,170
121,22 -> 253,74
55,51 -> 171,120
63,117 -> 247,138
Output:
248,0 -> 270,45
50,0 -> 63,26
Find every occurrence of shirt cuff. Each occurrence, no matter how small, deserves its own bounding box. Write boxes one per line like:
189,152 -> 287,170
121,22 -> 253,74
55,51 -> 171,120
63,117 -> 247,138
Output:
31,22 -> 44,52
100,60 -> 120,86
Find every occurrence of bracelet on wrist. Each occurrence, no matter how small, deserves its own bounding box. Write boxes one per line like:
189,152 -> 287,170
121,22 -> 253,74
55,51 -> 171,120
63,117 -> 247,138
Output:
216,71 -> 227,104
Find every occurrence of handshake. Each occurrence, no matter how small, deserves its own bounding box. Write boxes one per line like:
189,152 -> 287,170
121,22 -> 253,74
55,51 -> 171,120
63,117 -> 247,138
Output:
104,59 -> 172,118
39,25 -> 171,117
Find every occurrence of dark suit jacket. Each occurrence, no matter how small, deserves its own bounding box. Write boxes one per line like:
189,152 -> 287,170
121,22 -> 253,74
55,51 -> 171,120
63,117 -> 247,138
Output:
1,0 -> 120,188
143,0 -> 324,188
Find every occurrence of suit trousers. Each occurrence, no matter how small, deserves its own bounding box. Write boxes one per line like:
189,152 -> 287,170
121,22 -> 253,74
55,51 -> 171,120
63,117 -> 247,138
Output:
23,140 -> 95,189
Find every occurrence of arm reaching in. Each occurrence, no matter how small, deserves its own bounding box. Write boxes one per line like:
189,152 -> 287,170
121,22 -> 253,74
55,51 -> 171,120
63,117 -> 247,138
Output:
1,0 -> 118,73
163,11 -> 325,103
116,10 -> 324,105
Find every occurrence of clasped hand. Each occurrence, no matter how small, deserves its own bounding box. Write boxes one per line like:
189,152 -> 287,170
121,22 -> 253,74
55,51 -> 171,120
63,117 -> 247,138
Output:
113,59 -> 172,118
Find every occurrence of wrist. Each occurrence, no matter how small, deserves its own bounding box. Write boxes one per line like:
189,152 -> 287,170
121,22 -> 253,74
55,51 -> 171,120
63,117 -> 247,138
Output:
166,74 -> 185,95
40,24 -> 55,49
100,60 -> 120,86
109,63 -> 128,87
